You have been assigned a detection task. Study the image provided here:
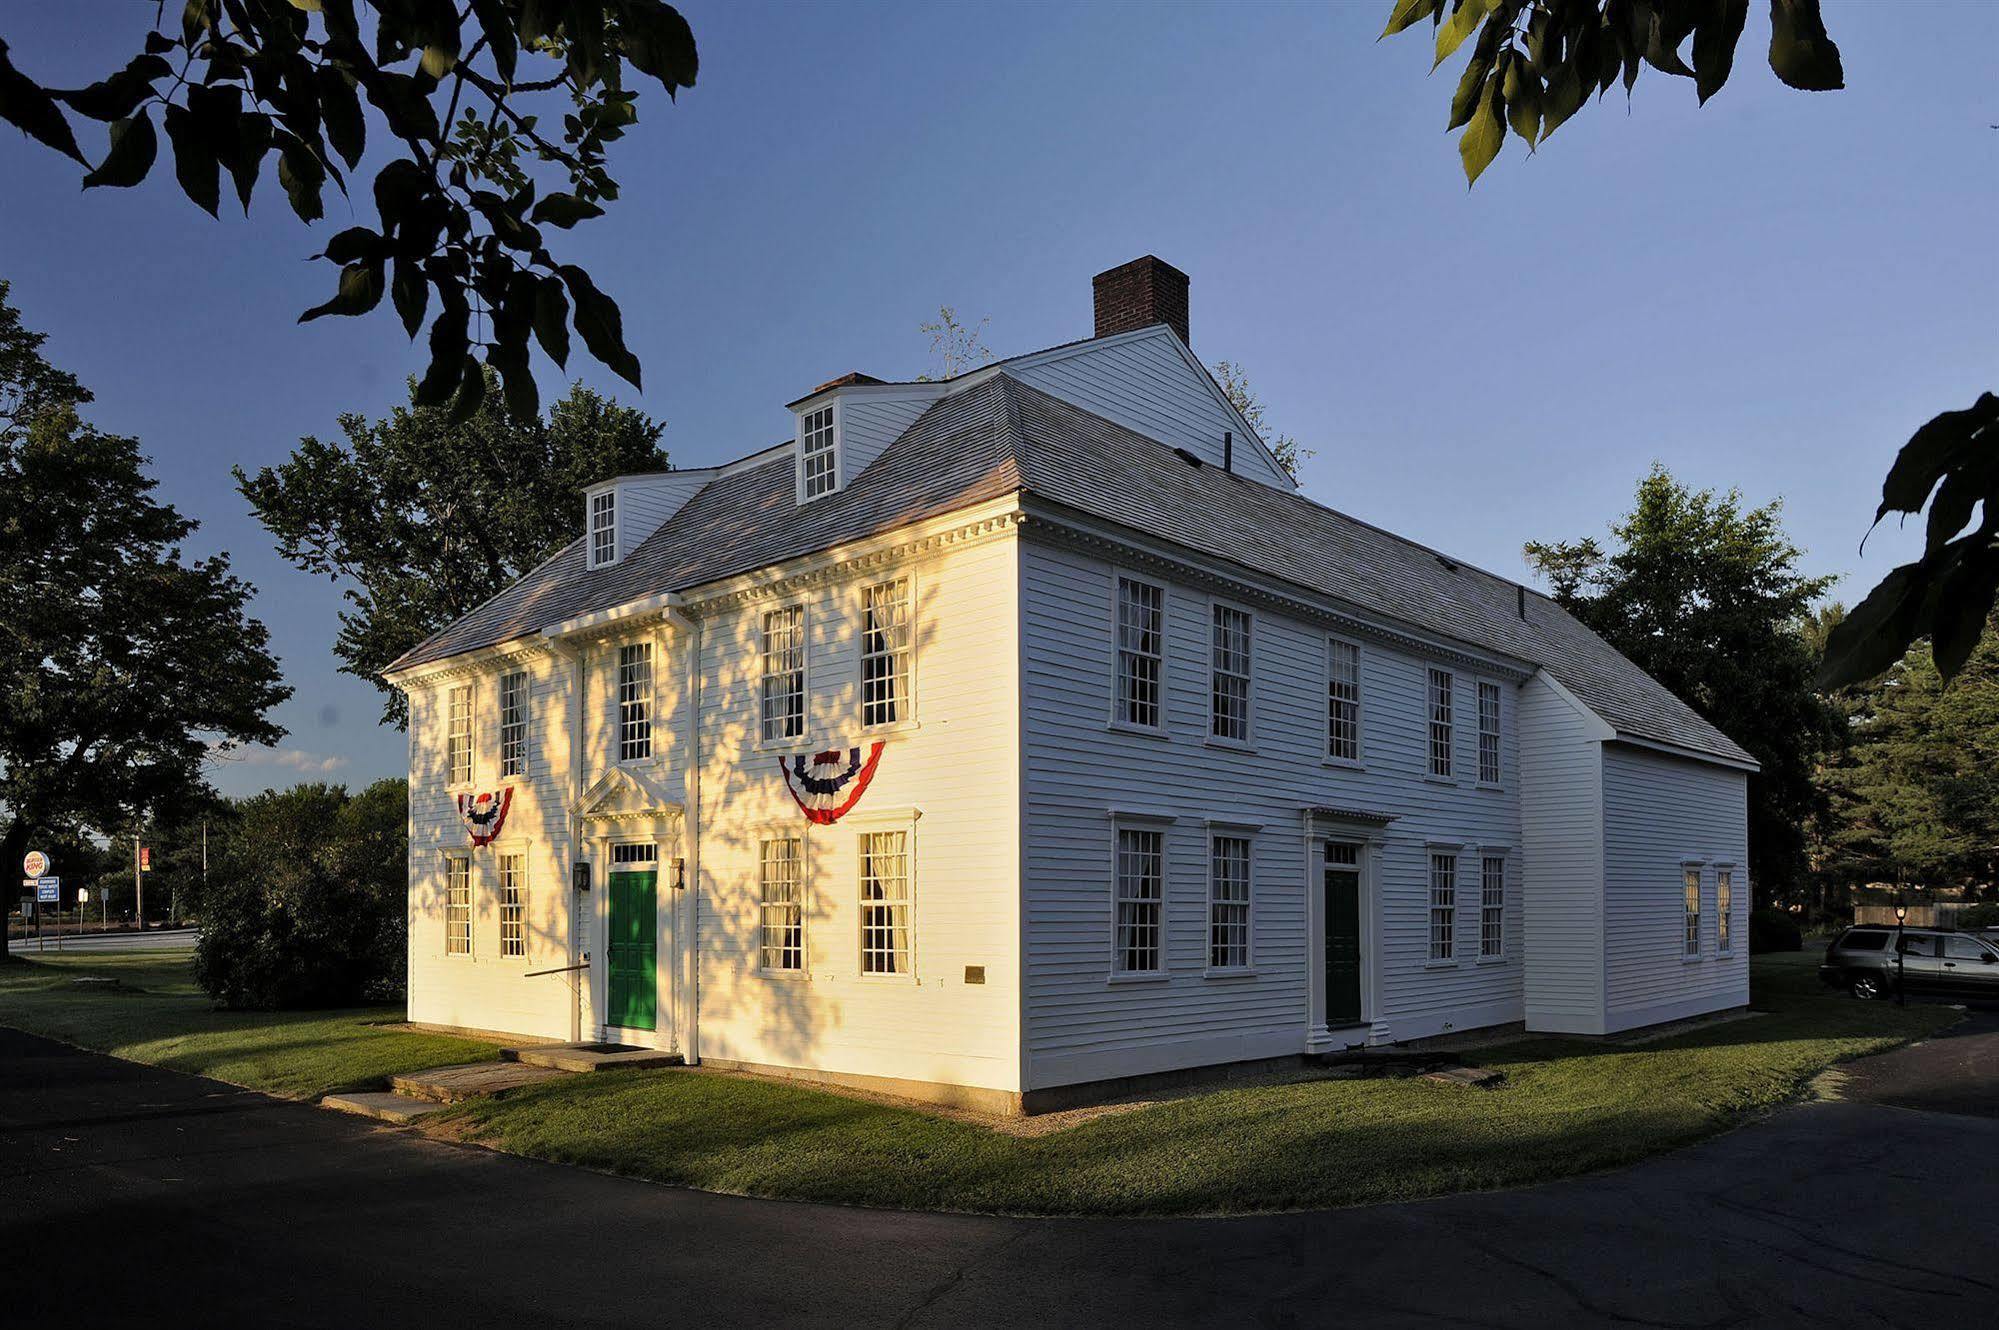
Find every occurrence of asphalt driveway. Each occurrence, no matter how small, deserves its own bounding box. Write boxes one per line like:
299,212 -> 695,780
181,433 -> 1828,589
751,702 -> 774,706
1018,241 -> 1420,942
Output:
3,1022 -> 1996,1328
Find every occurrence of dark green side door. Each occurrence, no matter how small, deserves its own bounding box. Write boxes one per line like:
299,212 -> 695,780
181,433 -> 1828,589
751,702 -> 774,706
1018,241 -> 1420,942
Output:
607,869 -> 657,1031
1325,861 -> 1362,1028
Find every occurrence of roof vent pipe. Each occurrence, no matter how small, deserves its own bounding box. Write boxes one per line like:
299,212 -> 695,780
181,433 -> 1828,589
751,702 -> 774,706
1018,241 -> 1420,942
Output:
1517,585 -> 1527,619
1224,430 -> 1233,473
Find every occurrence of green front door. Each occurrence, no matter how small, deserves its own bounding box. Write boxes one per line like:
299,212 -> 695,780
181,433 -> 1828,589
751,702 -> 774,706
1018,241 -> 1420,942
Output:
607,869 -> 657,1031
1324,855 -> 1362,1028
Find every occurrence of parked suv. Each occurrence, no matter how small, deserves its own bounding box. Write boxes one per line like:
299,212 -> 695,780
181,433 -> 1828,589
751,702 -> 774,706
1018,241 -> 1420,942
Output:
1821,926 -> 1999,1000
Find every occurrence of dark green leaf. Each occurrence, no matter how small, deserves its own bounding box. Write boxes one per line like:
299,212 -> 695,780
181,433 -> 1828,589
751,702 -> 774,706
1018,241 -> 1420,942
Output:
163,104 -> 221,216
1875,394 -> 1999,520
447,354 -> 486,424
530,192 -> 605,228
1502,54 -> 1541,145
1692,0 -> 1749,104
277,136 -> 326,222
319,225 -> 383,264
1539,62 -> 1585,140
1932,542 -> 1999,681
1381,0 -> 1442,38
0,40 -> 89,165
1434,0 -> 1490,69
1925,465 -> 1993,556
299,259 -> 385,321
615,0 -> 700,94
558,264 -> 641,388
316,64 -> 365,168
488,335 -> 539,421
182,0 -> 217,46
391,258 -> 427,338
1768,0 -> 1843,92
532,276 -> 570,369
1818,561 -> 1932,690
415,295 -> 469,406
55,54 -> 172,122
221,111 -> 272,212
470,0 -> 519,85
82,109 -> 158,189
1449,44 -> 1495,130
471,189 -> 542,251
1458,73 -> 1505,186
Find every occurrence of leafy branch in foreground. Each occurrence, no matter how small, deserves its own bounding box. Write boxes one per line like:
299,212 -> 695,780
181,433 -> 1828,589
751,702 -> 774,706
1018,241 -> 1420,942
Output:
0,2 -> 697,417
1382,0 -> 1843,185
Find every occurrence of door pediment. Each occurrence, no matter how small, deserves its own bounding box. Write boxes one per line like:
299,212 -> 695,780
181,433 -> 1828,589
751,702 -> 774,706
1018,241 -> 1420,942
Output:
576,766 -> 682,824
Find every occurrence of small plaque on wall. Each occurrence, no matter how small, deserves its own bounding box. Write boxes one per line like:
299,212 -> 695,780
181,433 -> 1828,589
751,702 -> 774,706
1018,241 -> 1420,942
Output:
964,965 -> 986,985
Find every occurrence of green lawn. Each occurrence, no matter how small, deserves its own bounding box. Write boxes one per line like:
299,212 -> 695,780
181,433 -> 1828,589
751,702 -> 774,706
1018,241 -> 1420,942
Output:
0,945 -> 1955,1215
0,950 -> 498,1099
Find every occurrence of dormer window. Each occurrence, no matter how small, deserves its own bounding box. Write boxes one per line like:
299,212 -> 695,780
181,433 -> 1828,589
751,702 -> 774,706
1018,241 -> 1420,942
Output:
589,490 -> 617,568
800,405 -> 838,500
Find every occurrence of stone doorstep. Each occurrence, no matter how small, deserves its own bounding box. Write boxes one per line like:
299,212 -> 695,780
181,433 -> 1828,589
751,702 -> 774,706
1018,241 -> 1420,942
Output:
389,1061 -> 573,1104
502,1043 -> 685,1073
320,1090 -> 443,1125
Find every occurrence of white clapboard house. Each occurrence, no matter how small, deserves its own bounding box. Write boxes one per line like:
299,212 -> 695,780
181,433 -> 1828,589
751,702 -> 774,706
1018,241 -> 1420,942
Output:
385,257 -> 1755,1113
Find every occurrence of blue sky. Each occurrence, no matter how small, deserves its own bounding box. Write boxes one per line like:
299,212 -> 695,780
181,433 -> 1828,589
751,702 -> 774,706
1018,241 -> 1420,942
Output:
2,1 -> 1993,797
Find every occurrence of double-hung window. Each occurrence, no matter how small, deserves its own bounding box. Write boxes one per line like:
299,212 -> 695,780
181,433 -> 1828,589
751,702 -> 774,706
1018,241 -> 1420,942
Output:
861,578 -> 911,729
761,606 -> 806,742
1684,867 -> 1702,956
446,684 -> 473,786
1114,827 -> 1164,974
1208,835 -> 1251,971
759,838 -> 804,973
498,853 -> 526,958
1210,604 -> 1252,743
1479,855 -> 1505,959
1327,639 -> 1361,762
1427,668 -> 1454,778
1717,869 -> 1734,953
1477,681 -> 1501,785
499,670 -> 528,778
1429,852 -> 1457,962
859,830 -> 910,975
590,490 -> 617,567
800,406 -> 837,499
445,855 -> 471,956
618,643 -> 652,762
1115,577 -> 1164,730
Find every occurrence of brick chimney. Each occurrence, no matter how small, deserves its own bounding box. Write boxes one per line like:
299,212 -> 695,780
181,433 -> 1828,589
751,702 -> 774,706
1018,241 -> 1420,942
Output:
1092,256 -> 1190,348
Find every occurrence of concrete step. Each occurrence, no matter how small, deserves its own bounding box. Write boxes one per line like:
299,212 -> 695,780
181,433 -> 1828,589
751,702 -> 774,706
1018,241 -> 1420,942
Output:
502,1042 -> 684,1073
389,1061 -> 572,1104
321,1090 -> 442,1125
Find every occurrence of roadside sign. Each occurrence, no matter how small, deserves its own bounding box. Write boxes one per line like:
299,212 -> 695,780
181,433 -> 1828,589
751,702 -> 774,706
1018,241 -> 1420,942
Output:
35,877 -> 59,903
139,846 -> 152,872
77,888 -> 89,904
22,850 -> 48,878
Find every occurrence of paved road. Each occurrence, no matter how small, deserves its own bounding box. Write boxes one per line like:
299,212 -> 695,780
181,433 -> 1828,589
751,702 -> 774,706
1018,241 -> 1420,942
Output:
2,1022 -> 1996,1329
5,927 -> 198,954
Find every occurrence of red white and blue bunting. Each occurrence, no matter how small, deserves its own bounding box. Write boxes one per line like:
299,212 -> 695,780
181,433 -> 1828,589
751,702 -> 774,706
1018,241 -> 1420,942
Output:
457,788 -> 514,846
779,743 -> 886,825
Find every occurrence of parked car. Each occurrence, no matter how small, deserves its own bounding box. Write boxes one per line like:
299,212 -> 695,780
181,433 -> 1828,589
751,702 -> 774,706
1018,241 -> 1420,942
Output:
1821,927 -> 1999,1000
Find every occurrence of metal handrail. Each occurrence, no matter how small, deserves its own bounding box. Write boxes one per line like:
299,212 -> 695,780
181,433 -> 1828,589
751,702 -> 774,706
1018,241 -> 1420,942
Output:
523,961 -> 590,978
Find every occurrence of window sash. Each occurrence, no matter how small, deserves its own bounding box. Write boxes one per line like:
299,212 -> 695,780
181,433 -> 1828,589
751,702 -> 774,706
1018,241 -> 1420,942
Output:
1477,681 -> 1501,785
859,830 -> 910,975
861,579 -> 911,729
590,491 -> 617,566
1210,605 -> 1252,742
1114,827 -> 1164,973
801,406 -> 837,498
759,838 -> 804,972
1429,853 -> 1456,961
445,857 -> 471,956
1428,669 -> 1454,778
1327,639 -> 1360,761
499,671 -> 528,778
1116,578 -> 1164,729
760,606 -> 806,742
618,643 -> 653,762
446,685 -> 473,785
1209,835 -> 1251,970
1479,855 -> 1504,958
1717,871 -> 1733,951
1684,868 -> 1702,955
499,853 -> 526,958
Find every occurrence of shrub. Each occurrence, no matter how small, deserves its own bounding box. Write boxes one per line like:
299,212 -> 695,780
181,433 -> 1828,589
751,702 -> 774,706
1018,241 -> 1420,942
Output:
1749,908 -> 1803,954
193,779 -> 408,1009
1957,903 -> 1999,932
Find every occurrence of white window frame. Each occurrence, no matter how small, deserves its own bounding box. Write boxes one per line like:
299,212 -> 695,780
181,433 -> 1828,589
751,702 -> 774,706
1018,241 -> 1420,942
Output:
1716,864 -> 1735,954
617,641 -> 653,763
589,488 -> 618,568
1208,600 -> 1253,747
758,835 -> 806,976
1427,848 -> 1459,964
1478,852 -> 1506,961
444,854 -> 472,957
498,851 -> 526,960
1325,636 -> 1363,766
1111,574 -> 1167,735
1206,830 -> 1253,975
1476,680 -> 1502,787
446,683 -> 473,788
1110,816 -> 1170,980
498,669 -> 528,779
1683,863 -> 1704,958
857,826 -> 913,979
1427,668 -> 1455,780
760,603 -> 808,744
797,403 -> 840,501
860,576 -> 914,731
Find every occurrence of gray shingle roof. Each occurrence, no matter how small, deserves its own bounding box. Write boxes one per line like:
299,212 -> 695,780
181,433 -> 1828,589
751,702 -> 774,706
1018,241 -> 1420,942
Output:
390,373 -> 1753,769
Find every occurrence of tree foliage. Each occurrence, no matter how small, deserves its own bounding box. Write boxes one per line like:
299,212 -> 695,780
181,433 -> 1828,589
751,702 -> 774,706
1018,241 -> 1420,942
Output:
236,371 -> 666,725
0,2 -> 697,417
0,282 -> 288,959
192,778 -> 410,1008
916,306 -> 997,382
1526,465 -> 1842,905
1210,359 -> 1311,479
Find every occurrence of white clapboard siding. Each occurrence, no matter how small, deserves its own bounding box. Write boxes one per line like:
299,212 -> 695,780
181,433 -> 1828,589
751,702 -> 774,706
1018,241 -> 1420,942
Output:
1516,671 -> 1610,1034
1017,538 -> 1523,1089
1601,743 -> 1750,1030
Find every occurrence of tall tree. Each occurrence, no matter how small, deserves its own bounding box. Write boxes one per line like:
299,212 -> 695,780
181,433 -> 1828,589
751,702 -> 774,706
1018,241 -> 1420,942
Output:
236,373 -> 666,725
0,3 -> 697,414
1526,465 -> 1842,906
1384,1 -> 1993,692
0,285 -> 289,961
